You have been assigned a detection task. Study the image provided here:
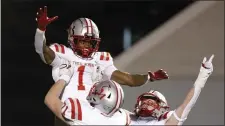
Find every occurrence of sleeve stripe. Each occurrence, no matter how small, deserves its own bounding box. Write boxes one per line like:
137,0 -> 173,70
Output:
62,106 -> 68,116
60,44 -> 65,54
100,52 -> 110,61
163,111 -> 169,119
106,52 -> 110,61
68,98 -> 76,119
53,44 -> 65,54
76,99 -> 82,121
54,44 -> 59,52
61,103 -> 66,109
100,52 -> 104,60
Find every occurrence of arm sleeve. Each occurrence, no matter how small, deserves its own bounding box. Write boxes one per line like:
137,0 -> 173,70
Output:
34,28 -> 47,63
176,87 -> 202,125
173,77 -> 206,125
98,52 -> 118,79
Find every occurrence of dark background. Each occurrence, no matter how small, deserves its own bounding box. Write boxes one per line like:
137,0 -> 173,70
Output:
2,0 -> 194,125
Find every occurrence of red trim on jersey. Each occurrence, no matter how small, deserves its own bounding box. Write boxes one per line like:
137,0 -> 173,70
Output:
100,52 -> 104,60
163,111 -> 169,119
68,98 -> 75,119
76,99 -> 82,121
89,19 -> 93,34
54,44 -> 59,52
60,44 -> 65,54
84,18 -> 89,34
106,52 -> 110,61
158,111 -> 169,121
62,106 -> 68,116
62,103 -> 66,109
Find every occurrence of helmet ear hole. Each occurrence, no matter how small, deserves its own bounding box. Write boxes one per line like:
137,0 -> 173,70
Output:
107,93 -> 111,99
93,98 -> 96,102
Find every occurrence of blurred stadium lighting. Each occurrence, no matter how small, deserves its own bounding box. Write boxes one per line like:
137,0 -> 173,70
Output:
123,27 -> 132,50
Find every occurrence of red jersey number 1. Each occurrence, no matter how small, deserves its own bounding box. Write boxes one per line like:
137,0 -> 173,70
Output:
77,66 -> 85,90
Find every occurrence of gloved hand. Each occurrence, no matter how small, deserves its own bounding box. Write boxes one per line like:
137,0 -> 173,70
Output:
36,6 -> 58,31
59,61 -> 74,84
148,69 -> 169,82
194,54 -> 214,88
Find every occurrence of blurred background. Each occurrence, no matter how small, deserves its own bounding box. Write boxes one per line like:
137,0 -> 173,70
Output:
2,0 -> 224,126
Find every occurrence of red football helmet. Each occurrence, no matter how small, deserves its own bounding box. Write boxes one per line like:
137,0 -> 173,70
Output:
134,89 -> 170,119
67,18 -> 101,58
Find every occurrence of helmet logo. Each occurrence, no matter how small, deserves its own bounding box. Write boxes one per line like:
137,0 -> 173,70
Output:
92,85 -> 111,100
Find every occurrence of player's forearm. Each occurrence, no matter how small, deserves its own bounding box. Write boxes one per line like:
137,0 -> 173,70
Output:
128,74 -> 148,87
166,79 -> 205,125
112,70 -> 148,87
44,79 -> 66,122
34,28 -> 55,64
167,55 -> 214,125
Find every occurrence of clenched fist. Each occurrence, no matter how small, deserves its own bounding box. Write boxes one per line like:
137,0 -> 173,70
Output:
36,6 -> 58,31
148,69 -> 169,82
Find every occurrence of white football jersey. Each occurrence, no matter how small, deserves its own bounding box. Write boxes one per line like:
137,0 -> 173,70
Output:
61,98 -> 130,125
49,43 -> 118,102
129,111 -> 174,125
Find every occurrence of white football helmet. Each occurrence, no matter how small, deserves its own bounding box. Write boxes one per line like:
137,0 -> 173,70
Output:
67,18 -> 101,58
86,80 -> 124,117
134,89 -> 170,119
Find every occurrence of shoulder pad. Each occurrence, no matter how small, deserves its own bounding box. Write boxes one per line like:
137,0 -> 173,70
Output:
94,52 -> 113,62
49,43 -> 73,55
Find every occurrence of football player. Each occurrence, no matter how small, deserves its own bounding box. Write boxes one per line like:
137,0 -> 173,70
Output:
129,55 -> 214,125
35,6 -> 168,125
44,61 -> 131,125
35,6 -> 168,103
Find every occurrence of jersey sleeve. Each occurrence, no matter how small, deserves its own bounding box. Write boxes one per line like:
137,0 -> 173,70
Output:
49,43 -> 66,54
96,52 -> 118,79
123,109 -> 132,125
50,43 -> 73,82
158,110 -> 174,122
61,98 -> 83,124
49,43 -> 66,67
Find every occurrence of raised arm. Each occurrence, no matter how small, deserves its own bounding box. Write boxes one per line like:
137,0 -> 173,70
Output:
166,54 -> 214,125
34,6 -> 58,64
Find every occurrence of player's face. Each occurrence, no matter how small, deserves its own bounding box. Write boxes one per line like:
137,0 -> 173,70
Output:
140,99 -> 158,110
77,40 -> 93,49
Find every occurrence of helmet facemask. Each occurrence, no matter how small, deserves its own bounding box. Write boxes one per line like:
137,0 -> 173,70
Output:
134,92 -> 170,119
68,34 -> 100,59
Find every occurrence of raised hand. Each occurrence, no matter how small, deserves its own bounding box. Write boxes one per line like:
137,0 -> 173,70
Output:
36,6 -> 58,31
195,54 -> 214,88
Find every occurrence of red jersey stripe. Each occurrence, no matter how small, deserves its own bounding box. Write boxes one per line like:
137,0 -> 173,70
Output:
76,99 -> 82,121
68,98 -> 75,119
